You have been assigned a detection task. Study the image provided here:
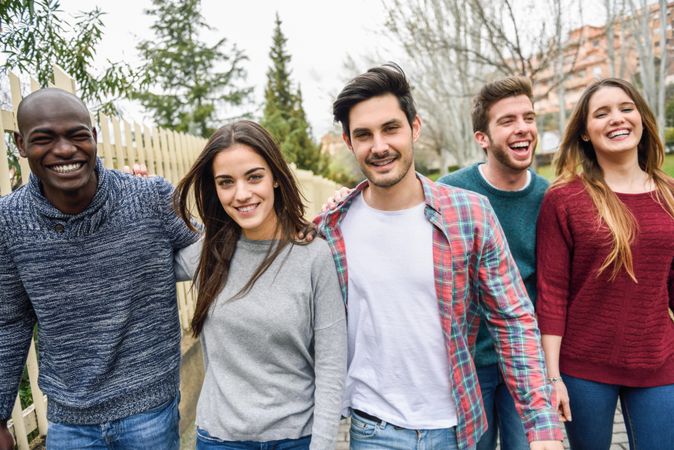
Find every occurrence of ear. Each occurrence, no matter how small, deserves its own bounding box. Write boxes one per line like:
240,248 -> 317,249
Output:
474,131 -> 490,150
411,115 -> 422,142
342,132 -> 353,152
92,127 -> 98,142
14,132 -> 27,157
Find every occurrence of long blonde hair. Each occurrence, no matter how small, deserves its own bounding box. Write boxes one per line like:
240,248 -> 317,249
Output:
553,78 -> 674,281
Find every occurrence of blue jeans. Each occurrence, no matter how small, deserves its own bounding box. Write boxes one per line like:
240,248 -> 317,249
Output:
46,394 -> 180,449
476,364 -> 528,450
563,374 -> 674,450
195,428 -> 311,449
349,410 -> 458,450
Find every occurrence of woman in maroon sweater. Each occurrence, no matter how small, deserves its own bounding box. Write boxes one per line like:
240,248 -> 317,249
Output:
536,78 -> 674,450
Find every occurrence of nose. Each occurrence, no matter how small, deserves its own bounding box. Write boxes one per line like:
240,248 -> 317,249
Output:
234,181 -> 252,203
53,137 -> 77,157
514,117 -> 530,135
371,133 -> 389,154
608,109 -> 625,124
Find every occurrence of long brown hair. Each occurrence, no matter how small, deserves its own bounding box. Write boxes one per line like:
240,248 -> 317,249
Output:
553,78 -> 674,281
174,120 -> 309,336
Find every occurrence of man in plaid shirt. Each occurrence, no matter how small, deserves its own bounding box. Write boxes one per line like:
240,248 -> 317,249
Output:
315,64 -> 563,450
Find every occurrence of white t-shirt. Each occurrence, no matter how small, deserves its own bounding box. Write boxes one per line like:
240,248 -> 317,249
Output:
340,193 -> 458,429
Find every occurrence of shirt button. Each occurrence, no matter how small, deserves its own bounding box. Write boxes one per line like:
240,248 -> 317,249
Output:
54,224 -> 65,233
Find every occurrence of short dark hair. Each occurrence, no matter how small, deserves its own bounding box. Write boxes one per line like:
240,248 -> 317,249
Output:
472,76 -> 533,134
333,62 -> 417,139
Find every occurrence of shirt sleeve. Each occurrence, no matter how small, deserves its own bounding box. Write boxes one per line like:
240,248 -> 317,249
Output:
536,190 -> 573,336
174,238 -> 203,282
0,238 -> 36,421
309,241 -> 347,450
152,177 -> 200,250
476,202 -> 563,443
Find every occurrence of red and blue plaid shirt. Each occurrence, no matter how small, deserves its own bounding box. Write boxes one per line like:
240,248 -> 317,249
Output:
315,174 -> 563,449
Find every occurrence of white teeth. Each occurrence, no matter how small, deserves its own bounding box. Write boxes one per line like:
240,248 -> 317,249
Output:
372,158 -> 394,166
510,142 -> 530,149
608,130 -> 629,138
51,163 -> 84,173
237,205 -> 257,212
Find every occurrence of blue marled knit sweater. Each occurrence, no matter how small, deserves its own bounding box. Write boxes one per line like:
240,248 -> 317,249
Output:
0,159 -> 199,424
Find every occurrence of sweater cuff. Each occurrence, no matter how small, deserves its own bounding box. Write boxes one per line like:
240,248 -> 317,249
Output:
525,411 -> 565,443
537,316 -> 566,336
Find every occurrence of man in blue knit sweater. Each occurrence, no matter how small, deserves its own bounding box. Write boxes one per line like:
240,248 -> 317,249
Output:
438,77 -> 549,450
0,88 -> 199,449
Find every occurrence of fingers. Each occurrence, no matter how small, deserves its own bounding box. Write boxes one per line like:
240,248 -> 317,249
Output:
123,163 -> 150,177
560,397 -> 572,422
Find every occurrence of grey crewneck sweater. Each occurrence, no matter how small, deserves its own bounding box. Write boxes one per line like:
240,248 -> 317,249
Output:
0,159 -> 199,423
175,237 -> 346,449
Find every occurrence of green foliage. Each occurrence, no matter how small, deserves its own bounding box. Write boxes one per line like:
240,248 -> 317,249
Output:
663,152 -> 674,176
1,0 -> 138,115
135,0 -> 252,138
261,14 -> 325,174
665,127 -> 674,146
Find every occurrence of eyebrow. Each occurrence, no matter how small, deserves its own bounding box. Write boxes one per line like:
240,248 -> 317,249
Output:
213,167 -> 266,179
496,111 -> 536,123
351,119 -> 403,135
592,101 -> 636,114
29,125 -> 92,136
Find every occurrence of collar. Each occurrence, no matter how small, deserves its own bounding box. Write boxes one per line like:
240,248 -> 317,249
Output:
28,158 -> 110,220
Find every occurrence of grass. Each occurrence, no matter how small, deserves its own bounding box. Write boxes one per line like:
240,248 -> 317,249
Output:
535,152 -> 674,180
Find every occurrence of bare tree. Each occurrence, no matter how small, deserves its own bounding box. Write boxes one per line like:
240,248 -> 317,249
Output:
383,0 -> 583,170
626,0 -> 668,140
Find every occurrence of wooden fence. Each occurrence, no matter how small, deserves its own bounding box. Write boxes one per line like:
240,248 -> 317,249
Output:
1,65 -> 339,448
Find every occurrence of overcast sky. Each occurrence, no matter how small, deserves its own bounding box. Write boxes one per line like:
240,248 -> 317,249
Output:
58,0 -> 401,138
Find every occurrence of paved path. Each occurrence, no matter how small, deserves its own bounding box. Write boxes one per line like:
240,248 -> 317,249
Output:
180,404 -> 629,449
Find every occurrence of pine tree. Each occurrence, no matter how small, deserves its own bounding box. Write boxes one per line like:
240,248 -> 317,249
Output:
135,0 -> 252,137
261,13 -> 324,174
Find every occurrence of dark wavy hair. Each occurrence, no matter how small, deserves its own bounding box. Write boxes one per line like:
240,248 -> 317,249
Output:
333,62 -> 416,140
174,120 -> 309,336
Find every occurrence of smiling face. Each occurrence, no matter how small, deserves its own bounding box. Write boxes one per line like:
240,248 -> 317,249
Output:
584,86 -> 643,161
344,93 -> 420,189
212,143 -> 278,240
15,90 -> 98,212
475,94 -> 537,173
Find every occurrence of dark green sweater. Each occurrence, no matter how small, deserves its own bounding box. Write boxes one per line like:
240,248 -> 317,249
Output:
438,164 -> 548,367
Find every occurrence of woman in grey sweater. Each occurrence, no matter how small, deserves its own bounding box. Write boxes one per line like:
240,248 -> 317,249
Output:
173,120 -> 347,449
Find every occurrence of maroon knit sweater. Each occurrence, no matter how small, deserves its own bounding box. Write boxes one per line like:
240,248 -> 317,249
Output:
536,178 -> 674,387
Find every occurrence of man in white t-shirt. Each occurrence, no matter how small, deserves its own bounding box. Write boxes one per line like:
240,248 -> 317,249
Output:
314,63 -> 563,450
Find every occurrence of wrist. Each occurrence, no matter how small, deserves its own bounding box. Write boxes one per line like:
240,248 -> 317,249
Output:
546,376 -> 563,383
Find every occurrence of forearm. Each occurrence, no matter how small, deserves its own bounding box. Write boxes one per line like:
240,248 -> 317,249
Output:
309,320 -> 347,450
541,335 -> 563,378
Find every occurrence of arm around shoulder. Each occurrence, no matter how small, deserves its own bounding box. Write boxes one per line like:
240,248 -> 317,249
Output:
151,176 -> 200,250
